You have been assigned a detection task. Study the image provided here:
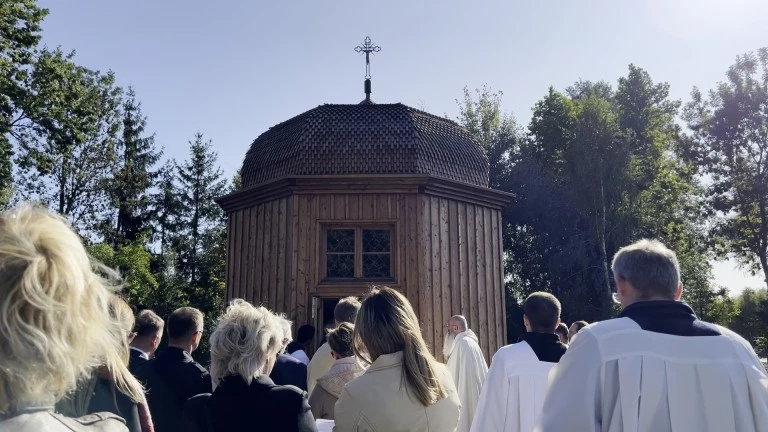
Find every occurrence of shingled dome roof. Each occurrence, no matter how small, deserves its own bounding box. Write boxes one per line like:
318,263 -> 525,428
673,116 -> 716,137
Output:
241,103 -> 489,189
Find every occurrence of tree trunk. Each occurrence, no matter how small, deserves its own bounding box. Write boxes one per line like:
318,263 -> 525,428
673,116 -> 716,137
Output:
759,198 -> 768,291
597,175 -> 612,318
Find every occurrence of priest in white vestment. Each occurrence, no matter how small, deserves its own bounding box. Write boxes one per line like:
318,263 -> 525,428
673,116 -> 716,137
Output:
444,315 -> 489,432
471,292 -> 568,432
537,239 -> 768,432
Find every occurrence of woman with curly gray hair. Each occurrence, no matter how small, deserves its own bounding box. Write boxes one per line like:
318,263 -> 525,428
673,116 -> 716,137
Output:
185,300 -> 317,432
0,204 -> 129,431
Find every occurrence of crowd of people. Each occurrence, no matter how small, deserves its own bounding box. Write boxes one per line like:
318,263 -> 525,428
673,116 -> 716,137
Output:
1,204 -> 768,432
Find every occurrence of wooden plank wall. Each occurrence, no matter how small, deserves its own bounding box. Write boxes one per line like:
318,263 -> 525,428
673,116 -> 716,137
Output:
416,195 -> 505,363
225,192 -> 506,362
226,197 -> 293,313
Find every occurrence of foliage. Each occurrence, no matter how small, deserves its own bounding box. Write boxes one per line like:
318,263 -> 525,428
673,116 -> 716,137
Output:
730,288 -> 768,356
456,85 -> 519,189
151,160 -> 183,256
14,48 -> 122,235
461,66 -> 715,340
88,241 -> 160,307
102,86 -> 162,246
0,0 -> 48,207
174,133 -> 227,284
683,48 -> 768,290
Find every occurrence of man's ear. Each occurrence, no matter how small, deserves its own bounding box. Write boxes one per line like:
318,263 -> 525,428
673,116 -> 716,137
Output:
674,282 -> 683,301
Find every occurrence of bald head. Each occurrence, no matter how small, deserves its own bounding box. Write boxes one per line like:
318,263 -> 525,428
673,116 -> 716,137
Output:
446,315 -> 468,335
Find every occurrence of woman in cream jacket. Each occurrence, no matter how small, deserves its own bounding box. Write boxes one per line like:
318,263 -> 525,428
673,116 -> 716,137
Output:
333,287 -> 460,432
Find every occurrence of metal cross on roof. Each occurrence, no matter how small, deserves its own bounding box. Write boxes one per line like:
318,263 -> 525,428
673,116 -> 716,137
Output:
354,36 -> 381,79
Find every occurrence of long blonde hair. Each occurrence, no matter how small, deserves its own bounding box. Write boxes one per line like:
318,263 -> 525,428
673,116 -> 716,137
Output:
102,295 -> 145,403
353,286 -> 446,407
0,204 -> 125,414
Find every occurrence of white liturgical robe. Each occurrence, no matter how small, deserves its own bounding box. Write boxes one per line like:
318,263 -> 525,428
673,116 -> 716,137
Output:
536,316 -> 768,432
445,330 -> 489,432
307,342 -> 334,395
470,341 -> 554,432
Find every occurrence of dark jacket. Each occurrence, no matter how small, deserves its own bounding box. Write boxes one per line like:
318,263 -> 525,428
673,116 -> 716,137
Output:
184,375 -> 317,432
135,347 -> 212,432
269,353 -> 308,391
129,348 -> 149,374
56,374 -> 141,432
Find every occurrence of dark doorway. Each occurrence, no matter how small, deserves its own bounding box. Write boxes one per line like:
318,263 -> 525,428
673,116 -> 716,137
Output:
312,297 -> 340,352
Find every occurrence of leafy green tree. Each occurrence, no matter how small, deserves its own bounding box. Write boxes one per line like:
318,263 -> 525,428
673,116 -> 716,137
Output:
730,288 -> 768,355
102,86 -> 162,246
615,65 -> 715,314
504,66 -> 711,323
87,240 -> 159,306
456,85 -> 519,189
683,48 -> 768,290
0,0 -> 48,207
15,48 -> 122,235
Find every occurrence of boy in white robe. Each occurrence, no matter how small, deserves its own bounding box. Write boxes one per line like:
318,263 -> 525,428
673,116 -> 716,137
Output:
471,292 -> 568,432
444,315 -> 489,432
537,239 -> 768,432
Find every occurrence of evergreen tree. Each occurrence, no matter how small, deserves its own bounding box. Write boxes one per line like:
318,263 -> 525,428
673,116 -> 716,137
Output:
151,160 -> 183,257
103,86 -> 162,246
175,133 -> 227,285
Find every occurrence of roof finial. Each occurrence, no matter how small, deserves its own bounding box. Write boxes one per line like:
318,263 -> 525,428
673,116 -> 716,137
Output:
354,36 -> 381,103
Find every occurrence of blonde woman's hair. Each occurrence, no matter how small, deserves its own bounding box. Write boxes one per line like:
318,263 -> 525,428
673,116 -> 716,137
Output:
0,204 -> 125,414
209,299 -> 282,386
353,286 -> 446,407
101,295 -> 145,403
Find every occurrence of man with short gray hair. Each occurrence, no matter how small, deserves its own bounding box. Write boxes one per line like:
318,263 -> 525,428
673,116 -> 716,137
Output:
537,239 -> 768,432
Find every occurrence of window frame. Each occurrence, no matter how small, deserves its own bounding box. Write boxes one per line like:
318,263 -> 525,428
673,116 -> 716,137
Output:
320,224 -> 396,283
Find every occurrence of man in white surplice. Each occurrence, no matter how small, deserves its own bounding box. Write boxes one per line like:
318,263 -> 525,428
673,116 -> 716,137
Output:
537,239 -> 768,432
471,292 -> 568,432
443,315 -> 488,432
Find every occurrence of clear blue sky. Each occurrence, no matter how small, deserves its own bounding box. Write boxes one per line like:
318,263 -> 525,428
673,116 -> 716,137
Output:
37,0 -> 766,293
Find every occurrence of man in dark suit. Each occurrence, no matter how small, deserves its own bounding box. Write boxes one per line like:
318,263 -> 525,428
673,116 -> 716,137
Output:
135,307 -> 212,432
129,309 -> 164,373
269,315 -> 308,391
270,352 -> 308,391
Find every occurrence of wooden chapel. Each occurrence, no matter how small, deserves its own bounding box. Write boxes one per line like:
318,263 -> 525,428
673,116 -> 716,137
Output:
216,40 -> 510,360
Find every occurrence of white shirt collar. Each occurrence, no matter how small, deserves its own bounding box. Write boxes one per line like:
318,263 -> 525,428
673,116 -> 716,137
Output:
130,346 -> 149,360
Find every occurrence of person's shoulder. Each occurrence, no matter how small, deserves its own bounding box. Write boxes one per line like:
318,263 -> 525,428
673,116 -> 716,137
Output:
494,340 -> 536,358
579,317 -> 639,339
43,411 -> 128,432
132,357 -> 156,380
278,353 -> 307,369
266,382 -> 309,407
714,324 -> 761,354
457,333 -> 481,349
172,356 -> 210,382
